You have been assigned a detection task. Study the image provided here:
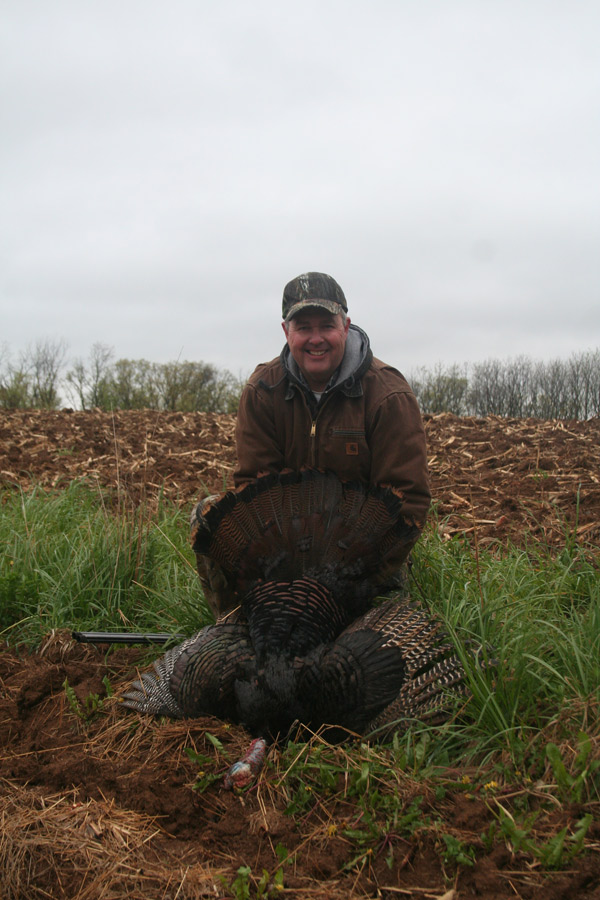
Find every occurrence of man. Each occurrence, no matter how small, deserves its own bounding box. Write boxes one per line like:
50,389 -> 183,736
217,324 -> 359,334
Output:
234,272 -> 431,526
194,272 -> 430,618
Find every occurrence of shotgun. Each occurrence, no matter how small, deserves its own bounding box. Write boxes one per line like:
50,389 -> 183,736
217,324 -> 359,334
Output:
72,631 -> 185,646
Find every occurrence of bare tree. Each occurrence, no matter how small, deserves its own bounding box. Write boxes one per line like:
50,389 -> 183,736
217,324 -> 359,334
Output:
468,359 -> 506,416
564,350 -> 600,419
532,359 -> 569,419
411,363 -> 469,415
25,339 -> 68,409
583,349 -> 600,417
87,343 -> 114,408
502,356 -> 535,417
0,366 -> 32,408
64,359 -> 88,409
67,343 -> 115,409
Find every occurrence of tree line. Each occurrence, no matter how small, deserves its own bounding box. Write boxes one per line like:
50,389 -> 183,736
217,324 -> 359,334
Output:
409,349 -> 600,419
1,340 -> 599,419
0,341 -> 244,413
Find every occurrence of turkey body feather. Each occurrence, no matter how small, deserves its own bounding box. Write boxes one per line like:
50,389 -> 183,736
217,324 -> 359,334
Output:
122,469 -> 481,742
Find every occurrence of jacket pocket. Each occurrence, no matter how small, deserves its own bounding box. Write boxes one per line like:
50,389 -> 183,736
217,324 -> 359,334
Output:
327,428 -> 370,478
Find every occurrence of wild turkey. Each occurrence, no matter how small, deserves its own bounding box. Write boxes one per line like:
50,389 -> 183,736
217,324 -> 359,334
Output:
122,469 -> 482,783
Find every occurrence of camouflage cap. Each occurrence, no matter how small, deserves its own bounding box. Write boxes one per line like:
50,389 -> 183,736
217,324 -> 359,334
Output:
282,272 -> 348,322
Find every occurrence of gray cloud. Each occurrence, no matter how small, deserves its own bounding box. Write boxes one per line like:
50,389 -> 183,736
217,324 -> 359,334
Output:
2,0 -> 599,384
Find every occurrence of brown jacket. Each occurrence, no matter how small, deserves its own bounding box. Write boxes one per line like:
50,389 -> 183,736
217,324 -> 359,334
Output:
234,327 -> 431,527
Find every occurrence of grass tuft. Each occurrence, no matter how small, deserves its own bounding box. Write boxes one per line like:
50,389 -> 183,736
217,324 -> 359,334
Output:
0,480 -> 212,644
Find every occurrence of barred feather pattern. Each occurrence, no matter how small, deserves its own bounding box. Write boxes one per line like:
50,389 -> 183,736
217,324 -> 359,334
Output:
120,633 -> 203,717
367,654 -> 472,739
291,597 -> 475,736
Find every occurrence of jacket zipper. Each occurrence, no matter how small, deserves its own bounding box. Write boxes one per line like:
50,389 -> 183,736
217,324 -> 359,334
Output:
309,419 -> 317,466
301,388 -> 334,468
308,394 -> 334,466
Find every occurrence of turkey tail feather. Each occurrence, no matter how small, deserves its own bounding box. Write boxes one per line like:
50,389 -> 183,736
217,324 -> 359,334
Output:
192,469 -> 420,605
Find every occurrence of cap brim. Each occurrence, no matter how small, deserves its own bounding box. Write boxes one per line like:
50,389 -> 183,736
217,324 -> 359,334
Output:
284,299 -> 344,322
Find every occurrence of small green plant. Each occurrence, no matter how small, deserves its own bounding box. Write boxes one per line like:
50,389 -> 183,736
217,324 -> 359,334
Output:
533,468 -> 551,483
480,820 -> 498,852
496,804 -> 593,869
185,732 -> 230,793
281,741 -> 343,816
184,748 -> 223,794
63,677 -> 109,726
439,831 -> 476,869
546,734 -> 600,803
229,865 -> 252,900
224,844 -> 289,898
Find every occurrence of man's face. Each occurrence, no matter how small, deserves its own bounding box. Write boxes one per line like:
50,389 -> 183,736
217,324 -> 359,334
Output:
282,309 -> 350,391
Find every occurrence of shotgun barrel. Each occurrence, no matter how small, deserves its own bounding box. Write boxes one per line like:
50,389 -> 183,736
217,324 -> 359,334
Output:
72,631 -> 185,646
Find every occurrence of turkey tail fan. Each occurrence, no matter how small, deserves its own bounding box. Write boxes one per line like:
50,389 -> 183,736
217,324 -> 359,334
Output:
191,469 -> 421,605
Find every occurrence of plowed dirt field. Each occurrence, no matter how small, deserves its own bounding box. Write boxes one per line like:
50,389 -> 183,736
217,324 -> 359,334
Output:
2,409 -> 599,546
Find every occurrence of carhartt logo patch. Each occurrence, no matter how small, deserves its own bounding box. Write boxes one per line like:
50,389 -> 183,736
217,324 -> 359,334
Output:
346,442 -> 359,455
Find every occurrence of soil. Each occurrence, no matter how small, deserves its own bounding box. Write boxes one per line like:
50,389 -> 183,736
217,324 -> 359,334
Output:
1,409 -> 600,899
1,408 -> 599,546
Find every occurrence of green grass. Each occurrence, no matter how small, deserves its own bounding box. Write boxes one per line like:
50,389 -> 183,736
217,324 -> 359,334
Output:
409,524 -> 600,769
0,480 -> 212,643
1,479 -> 599,786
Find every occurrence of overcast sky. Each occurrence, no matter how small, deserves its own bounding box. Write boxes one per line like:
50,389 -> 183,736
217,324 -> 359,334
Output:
2,0 -> 599,385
